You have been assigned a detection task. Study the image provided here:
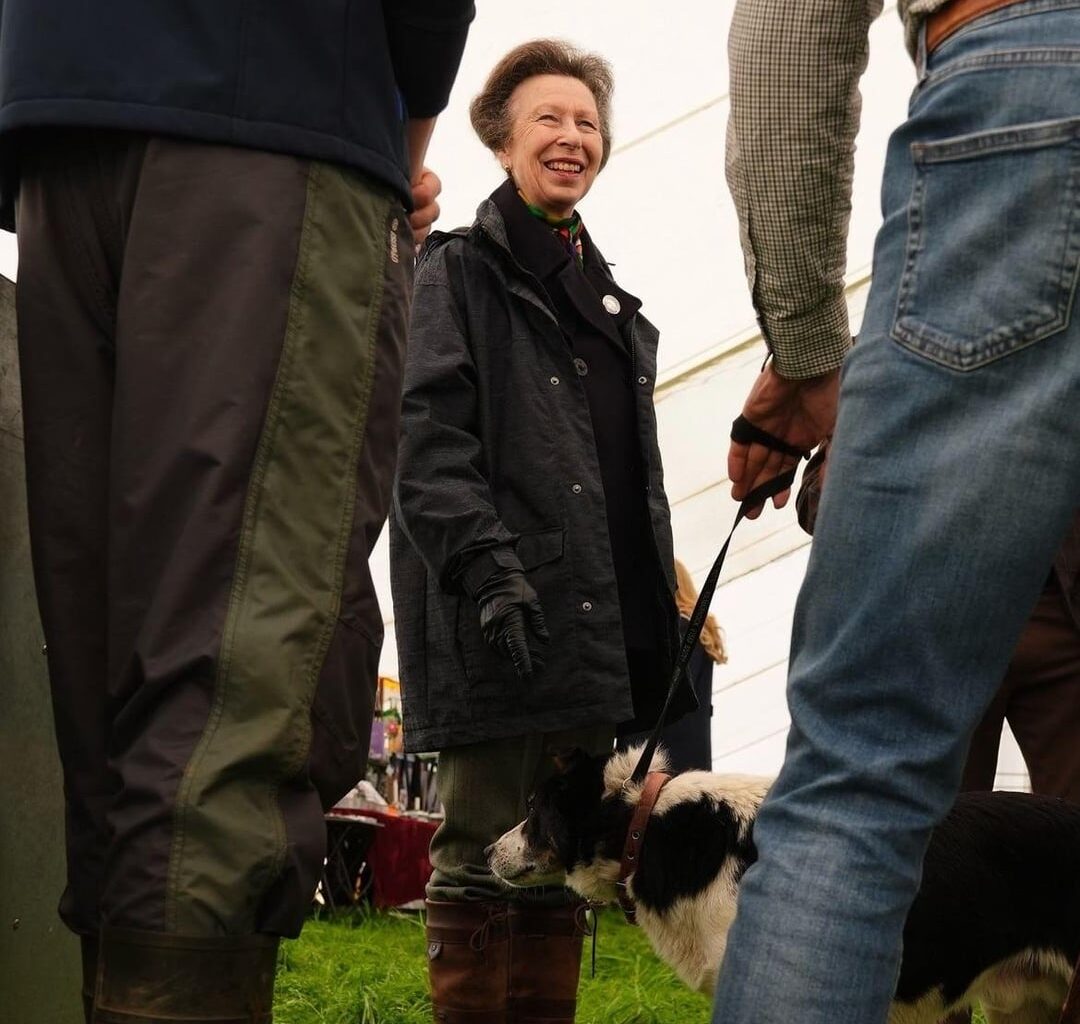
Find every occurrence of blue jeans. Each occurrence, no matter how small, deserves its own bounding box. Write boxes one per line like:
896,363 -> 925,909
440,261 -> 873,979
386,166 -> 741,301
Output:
713,4 -> 1080,1022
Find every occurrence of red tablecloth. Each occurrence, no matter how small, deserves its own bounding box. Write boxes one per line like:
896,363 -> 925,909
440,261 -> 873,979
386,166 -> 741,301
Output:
331,807 -> 438,909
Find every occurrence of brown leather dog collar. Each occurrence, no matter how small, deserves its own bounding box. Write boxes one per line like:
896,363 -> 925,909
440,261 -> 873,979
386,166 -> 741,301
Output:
615,770 -> 671,924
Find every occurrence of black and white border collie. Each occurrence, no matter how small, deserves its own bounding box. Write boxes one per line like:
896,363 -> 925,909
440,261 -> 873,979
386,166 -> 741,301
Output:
488,746 -> 1080,1024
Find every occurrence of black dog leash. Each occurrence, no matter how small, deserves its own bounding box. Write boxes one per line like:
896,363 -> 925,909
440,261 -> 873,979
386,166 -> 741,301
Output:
729,413 -> 812,460
629,416 -> 808,785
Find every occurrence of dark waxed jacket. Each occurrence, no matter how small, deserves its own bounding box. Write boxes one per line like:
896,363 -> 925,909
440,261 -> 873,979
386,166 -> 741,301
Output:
390,190 -> 680,752
0,0 -> 474,229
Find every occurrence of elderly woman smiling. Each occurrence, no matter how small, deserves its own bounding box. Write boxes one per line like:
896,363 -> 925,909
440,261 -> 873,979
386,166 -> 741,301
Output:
390,39 -> 689,1024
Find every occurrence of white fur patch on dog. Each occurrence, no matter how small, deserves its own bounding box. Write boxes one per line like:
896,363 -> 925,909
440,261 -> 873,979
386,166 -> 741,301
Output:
890,949 -> 1073,1024
603,744 -> 672,804
597,745 -> 773,994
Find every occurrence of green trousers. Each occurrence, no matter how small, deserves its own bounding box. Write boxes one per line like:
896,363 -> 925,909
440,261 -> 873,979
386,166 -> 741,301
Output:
427,725 -> 614,905
16,129 -> 411,943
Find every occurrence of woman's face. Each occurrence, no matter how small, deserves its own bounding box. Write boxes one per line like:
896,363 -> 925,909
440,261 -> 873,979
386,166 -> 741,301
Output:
496,74 -> 603,220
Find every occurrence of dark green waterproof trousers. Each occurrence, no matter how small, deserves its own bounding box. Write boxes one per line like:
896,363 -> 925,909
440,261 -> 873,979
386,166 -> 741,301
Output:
428,725 -> 615,905
15,128 -> 411,1004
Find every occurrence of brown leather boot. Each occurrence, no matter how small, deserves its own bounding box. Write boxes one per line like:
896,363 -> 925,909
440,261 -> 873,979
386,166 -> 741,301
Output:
507,903 -> 588,1024
91,926 -> 278,1023
81,934 -> 99,1024
425,900 -> 510,1024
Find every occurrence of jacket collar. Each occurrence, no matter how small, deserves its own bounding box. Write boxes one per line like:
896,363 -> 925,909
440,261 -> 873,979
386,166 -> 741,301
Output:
471,182 -> 644,348
490,177 -> 573,283
472,185 -> 516,262
487,180 -> 642,341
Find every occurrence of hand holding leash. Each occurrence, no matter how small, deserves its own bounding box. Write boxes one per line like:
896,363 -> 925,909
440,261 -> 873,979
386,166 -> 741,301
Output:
728,363 -> 837,518
475,570 -> 550,677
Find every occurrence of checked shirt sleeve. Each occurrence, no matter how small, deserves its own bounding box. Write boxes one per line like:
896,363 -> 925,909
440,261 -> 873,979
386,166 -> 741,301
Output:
725,0 -> 883,379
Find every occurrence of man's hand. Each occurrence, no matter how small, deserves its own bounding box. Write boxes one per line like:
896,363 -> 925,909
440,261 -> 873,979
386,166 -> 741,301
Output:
475,570 -> 550,678
410,167 -> 442,246
729,364 -> 839,518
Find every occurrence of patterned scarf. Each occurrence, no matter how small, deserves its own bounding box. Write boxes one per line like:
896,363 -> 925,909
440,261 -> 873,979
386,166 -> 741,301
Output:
520,191 -> 583,266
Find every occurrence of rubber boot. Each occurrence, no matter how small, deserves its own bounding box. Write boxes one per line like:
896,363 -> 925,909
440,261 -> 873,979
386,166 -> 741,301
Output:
91,926 -> 279,1023
425,899 -> 510,1024
81,934 -> 99,1024
507,903 -> 587,1024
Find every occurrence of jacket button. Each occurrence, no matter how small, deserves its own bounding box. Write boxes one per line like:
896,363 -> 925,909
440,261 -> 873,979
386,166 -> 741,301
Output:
602,294 -> 621,315
571,483 -> 583,494
550,376 -> 560,386
581,601 -> 593,612
573,357 -> 588,376
637,375 -> 648,385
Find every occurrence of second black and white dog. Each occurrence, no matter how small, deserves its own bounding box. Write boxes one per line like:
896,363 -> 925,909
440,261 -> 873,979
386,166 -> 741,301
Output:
488,746 -> 1080,1024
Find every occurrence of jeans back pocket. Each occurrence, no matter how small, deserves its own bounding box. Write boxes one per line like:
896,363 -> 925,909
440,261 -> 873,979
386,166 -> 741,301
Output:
892,116 -> 1080,371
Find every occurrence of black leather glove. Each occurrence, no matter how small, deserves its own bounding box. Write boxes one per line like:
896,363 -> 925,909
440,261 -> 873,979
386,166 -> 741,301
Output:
473,569 -> 550,678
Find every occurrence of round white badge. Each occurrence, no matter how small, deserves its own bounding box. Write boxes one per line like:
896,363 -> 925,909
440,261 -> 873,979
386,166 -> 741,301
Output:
602,294 -> 621,315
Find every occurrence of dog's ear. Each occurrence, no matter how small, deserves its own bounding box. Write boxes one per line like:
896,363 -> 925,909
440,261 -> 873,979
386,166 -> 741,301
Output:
550,747 -> 590,775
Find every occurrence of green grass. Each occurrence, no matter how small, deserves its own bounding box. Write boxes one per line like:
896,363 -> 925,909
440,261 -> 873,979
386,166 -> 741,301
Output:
274,907 -> 989,1024
274,906 -> 712,1024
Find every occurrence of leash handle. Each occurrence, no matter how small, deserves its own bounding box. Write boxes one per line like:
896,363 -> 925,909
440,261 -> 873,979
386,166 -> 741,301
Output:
730,414 -> 811,460
629,467 -> 797,784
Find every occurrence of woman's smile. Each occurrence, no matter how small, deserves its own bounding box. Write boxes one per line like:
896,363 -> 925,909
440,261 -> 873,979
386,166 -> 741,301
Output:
498,74 -> 603,219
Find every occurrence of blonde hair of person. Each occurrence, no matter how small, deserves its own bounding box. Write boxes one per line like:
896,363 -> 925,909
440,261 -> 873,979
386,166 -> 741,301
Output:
674,559 -> 727,665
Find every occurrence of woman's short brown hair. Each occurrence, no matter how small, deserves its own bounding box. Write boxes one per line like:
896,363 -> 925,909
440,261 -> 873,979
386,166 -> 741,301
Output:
469,39 -> 615,171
